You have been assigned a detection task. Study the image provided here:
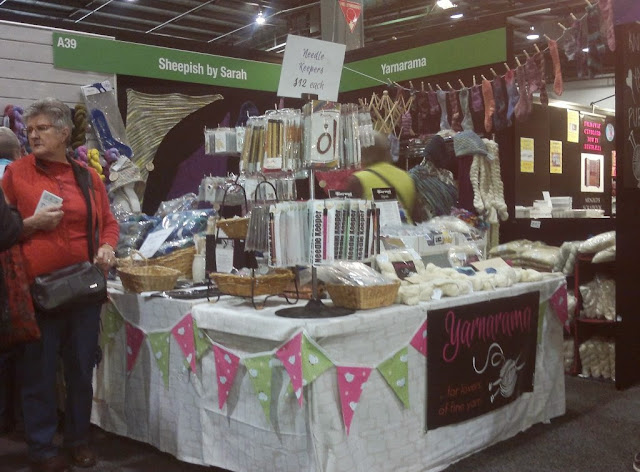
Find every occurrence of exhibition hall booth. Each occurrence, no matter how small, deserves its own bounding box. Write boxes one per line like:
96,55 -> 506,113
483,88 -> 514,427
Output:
2,1 -> 638,471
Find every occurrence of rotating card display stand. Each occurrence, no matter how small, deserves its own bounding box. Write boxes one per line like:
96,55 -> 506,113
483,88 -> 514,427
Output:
210,178 -> 299,310
275,163 -> 354,318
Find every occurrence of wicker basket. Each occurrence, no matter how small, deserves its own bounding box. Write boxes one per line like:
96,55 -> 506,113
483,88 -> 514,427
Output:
211,269 -> 295,297
326,281 -> 400,310
217,217 -> 249,239
117,265 -> 181,293
117,246 -> 195,279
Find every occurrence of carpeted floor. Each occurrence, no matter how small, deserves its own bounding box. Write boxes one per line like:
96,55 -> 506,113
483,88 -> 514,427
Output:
0,376 -> 637,472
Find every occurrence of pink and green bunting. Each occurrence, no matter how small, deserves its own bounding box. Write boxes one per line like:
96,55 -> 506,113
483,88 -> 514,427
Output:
147,332 -> 171,388
125,322 -> 145,375
336,365 -> 372,435
276,332 -> 304,405
101,302 -> 123,349
410,319 -> 427,357
301,334 -> 334,385
213,345 -> 241,410
171,313 -> 197,372
377,347 -> 410,408
243,354 -> 274,422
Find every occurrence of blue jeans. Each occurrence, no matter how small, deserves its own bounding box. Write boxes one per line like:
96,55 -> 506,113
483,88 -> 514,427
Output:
19,303 -> 101,461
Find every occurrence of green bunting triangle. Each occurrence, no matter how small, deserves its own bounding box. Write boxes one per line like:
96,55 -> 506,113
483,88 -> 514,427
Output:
377,346 -> 410,408
301,334 -> 334,385
193,320 -> 211,360
243,354 -> 274,422
538,300 -> 549,345
147,332 -> 171,388
101,302 -> 124,350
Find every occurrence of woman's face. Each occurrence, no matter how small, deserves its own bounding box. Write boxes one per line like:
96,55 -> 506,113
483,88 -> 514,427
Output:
26,114 -> 69,161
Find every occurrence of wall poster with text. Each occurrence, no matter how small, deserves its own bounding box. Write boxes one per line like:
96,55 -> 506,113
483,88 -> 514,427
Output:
426,291 -> 539,431
581,153 -> 604,193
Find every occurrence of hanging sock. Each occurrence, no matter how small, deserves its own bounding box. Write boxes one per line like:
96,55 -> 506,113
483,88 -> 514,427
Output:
514,65 -> 531,122
575,18 -> 588,78
447,89 -> 463,132
534,52 -> 549,106
598,0 -> 616,52
505,69 -> 520,125
416,92 -> 430,135
458,88 -> 474,131
470,84 -> 484,113
491,76 -> 508,131
548,39 -> 564,96
428,91 -> 440,115
481,78 -> 495,134
436,90 -> 451,130
586,3 -> 605,78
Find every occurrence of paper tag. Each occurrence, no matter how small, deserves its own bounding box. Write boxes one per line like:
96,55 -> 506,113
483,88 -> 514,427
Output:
138,227 -> 175,258
110,156 -> 129,172
35,190 -> 63,213
530,220 -> 541,229
471,257 -> 511,272
431,288 -> 443,300
216,243 -> 234,273
375,200 -> 401,228
391,260 -> 417,280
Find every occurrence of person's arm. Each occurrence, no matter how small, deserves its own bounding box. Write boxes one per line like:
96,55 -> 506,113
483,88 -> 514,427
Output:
0,187 -> 22,251
92,171 -> 120,271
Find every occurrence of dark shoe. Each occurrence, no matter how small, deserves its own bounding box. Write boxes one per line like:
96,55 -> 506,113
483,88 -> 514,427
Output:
30,455 -> 72,472
633,451 -> 640,472
68,444 -> 96,468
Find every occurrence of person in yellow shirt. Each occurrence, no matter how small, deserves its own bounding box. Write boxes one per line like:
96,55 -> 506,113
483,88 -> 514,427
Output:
347,131 -> 416,224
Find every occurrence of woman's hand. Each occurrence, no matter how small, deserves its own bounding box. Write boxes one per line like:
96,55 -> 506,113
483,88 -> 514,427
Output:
94,244 -> 116,271
22,205 -> 64,236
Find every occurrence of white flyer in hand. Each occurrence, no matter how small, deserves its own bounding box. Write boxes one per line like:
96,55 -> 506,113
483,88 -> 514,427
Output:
35,190 -> 63,213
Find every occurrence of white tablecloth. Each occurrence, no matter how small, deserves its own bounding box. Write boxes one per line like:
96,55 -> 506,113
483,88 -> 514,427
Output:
92,275 -> 566,472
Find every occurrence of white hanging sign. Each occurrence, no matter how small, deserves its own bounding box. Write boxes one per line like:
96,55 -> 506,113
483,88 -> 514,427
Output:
277,35 -> 346,101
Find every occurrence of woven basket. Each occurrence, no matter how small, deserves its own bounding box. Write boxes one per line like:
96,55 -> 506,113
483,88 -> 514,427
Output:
326,281 -> 400,310
217,217 -> 249,239
117,246 -> 195,279
118,265 -> 181,293
211,269 -> 295,297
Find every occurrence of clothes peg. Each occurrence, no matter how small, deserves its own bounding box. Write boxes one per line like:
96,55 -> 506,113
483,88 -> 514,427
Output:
585,0 -> 592,6
558,22 -> 568,31
570,13 -> 578,21
544,34 -> 552,41
504,62 -> 511,72
515,56 -> 522,67
421,81 -> 425,92
490,67 -> 498,77
523,50 -> 530,59
409,81 -> 414,90
436,84 -> 443,91
481,75 -> 488,82
534,44 -> 541,53
473,75 -> 477,86
446,81 -> 454,90
458,78 -> 466,88
428,83 -> 434,92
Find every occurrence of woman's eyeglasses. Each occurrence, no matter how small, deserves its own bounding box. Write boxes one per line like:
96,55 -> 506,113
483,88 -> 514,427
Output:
26,124 -> 55,135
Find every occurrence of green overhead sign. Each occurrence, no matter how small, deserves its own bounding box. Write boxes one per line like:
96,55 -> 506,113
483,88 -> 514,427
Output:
339,28 -> 507,92
53,28 -> 506,94
52,33 -> 282,92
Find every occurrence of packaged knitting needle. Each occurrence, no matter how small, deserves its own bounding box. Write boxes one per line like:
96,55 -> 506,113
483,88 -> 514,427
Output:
324,200 -> 336,264
268,204 -> 278,267
309,200 -> 325,266
304,100 -> 341,169
346,199 -> 360,261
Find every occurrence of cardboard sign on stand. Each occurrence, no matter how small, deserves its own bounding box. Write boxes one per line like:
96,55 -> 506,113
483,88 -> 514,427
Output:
277,35 -> 346,102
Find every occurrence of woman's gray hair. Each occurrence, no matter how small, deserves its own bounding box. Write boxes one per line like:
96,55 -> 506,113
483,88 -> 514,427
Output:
24,98 -> 73,144
361,131 -> 392,165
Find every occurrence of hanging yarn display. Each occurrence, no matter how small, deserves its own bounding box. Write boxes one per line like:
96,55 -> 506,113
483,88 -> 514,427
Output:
88,148 -> 106,181
71,103 -> 88,150
469,139 -> 508,225
3,105 -> 27,150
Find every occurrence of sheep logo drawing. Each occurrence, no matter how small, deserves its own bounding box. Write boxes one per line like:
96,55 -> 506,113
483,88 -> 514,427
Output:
473,343 -> 525,403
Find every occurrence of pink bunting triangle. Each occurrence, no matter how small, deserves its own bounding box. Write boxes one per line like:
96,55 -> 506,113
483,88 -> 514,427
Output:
336,366 -> 372,435
171,313 -> 197,372
549,285 -> 569,332
212,345 -> 241,410
275,332 -> 304,406
125,322 -> 145,374
410,320 -> 428,357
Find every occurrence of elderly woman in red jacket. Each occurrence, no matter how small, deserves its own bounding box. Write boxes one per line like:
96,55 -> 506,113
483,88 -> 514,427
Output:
2,98 -> 119,472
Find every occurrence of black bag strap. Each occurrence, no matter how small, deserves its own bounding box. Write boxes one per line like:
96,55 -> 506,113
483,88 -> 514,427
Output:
362,168 -> 410,212
68,158 -> 100,260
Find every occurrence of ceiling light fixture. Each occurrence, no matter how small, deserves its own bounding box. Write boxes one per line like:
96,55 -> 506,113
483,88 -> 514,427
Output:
436,0 -> 457,10
450,13 -> 463,19
255,11 -> 266,25
582,47 -> 590,52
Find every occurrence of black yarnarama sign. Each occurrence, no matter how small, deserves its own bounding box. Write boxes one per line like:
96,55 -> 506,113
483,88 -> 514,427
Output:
426,291 -> 539,430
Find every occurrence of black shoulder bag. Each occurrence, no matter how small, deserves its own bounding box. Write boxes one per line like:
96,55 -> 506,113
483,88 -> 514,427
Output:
31,161 -> 107,315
